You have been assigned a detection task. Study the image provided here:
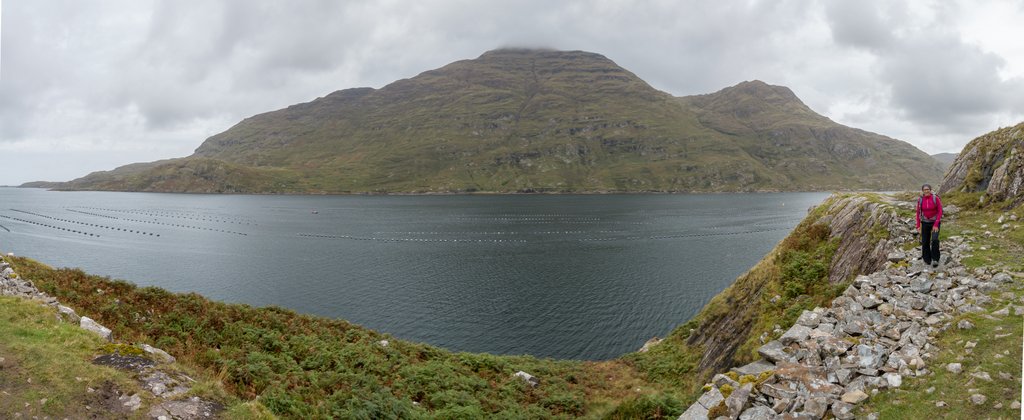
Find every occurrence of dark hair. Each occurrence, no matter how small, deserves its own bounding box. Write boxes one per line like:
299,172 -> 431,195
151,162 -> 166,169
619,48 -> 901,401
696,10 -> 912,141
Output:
921,184 -> 932,190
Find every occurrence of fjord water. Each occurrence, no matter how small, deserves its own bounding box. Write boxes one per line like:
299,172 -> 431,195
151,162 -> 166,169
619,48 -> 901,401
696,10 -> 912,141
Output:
0,188 -> 828,360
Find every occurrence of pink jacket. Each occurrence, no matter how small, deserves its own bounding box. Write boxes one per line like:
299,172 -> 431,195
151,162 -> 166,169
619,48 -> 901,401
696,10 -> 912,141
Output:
916,194 -> 942,229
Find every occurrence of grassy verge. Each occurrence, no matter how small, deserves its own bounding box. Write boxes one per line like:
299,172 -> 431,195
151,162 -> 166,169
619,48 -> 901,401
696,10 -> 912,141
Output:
0,295 -> 139,418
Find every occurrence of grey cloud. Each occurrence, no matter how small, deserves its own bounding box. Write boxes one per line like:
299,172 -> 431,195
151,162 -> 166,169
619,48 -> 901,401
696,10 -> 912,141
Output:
823,0 -> 1024,141
883,33 -> 1013,124
823,0 -> 897,50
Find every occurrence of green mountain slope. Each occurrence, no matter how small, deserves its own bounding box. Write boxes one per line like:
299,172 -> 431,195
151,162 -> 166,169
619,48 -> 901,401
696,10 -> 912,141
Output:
50,49 -> 944,193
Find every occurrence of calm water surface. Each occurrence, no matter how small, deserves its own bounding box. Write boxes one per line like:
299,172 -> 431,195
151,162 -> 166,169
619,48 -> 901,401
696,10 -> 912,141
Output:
0,188 -> 829,359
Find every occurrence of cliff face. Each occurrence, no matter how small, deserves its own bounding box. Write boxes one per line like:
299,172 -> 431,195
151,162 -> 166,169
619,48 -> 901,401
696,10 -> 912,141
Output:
820,195 -> 908,285
660,194 -> 910,376
940,121 -> 1024,208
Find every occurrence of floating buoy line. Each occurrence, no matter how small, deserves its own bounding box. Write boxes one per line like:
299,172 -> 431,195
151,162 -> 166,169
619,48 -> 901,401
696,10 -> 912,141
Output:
0,214 -> 100,237
297,233 -> 527,243
66,208 -> 248,236
12,209 -> 159,236
66,208 -> 120,219
298,226 -> 791,244
73,206 -> 256,225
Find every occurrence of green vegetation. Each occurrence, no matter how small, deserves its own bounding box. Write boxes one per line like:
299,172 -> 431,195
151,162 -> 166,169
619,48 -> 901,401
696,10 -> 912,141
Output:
45,49 -> 943,194
6,257 -> 681,418
0,295 -> 140,418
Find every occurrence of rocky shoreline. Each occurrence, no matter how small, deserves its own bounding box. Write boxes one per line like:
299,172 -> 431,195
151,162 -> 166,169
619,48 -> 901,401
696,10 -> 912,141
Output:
677,209 -> 1023,419
1,256 -> 221,419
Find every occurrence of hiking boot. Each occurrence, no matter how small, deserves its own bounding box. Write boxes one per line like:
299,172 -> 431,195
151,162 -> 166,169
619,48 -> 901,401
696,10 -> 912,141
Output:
932,261 -> 939,268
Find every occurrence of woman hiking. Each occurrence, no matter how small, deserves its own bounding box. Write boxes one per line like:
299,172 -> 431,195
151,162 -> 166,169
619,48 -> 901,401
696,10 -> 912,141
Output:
915,184 -> 943,268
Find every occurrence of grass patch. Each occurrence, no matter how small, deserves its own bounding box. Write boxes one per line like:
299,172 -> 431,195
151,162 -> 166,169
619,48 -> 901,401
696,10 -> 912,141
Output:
937,207 -> 1024,272
0,296 -> 139,418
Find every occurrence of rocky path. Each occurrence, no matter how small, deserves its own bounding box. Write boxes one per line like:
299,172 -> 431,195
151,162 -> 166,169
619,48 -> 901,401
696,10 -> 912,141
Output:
1,256 -> 222,419
679,221 -> 1023,419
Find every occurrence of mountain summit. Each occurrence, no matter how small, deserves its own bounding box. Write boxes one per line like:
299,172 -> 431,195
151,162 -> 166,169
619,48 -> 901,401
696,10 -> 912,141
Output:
50,49 -> 944,193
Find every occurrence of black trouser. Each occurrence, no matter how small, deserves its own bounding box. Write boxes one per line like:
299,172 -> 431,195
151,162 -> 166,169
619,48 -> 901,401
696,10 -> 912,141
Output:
921,221 -> 940,264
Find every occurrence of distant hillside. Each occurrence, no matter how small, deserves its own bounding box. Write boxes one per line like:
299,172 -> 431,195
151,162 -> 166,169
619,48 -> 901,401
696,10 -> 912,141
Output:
932,152 -> 958,166
17,181 -> 65,189
932,152 -> 958,172
940,121 -> 1024,208
45,49 -> 945,193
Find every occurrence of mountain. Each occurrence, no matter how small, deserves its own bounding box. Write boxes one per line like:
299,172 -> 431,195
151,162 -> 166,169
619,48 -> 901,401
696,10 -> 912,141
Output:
932,152 -> 958,169
940,121 -> 1024,208
46,49 -> 945,193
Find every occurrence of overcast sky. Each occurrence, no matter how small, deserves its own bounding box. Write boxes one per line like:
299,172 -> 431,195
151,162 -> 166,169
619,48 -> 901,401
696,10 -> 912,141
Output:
2,0 -> 1023,185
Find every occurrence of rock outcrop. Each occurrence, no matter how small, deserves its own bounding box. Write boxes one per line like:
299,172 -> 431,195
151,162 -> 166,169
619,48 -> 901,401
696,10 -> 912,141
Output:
940,121 -> 1024,208
819,195 -> 910,285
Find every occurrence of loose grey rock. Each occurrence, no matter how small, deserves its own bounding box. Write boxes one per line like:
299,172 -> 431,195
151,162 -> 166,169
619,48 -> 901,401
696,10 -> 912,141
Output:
1011,401 -> 1021,409
759,382 -> 797,400
724,383 -> 753,418
779,324 -> 812,345
147,396 -> 222,419
910,279 -> 934,293
882,372 -> 902,388
677,401 -> 708,420
119,393 -> 142,411
56,305 -> 80,323
757,340 -> 796,363
970,394 -> 987,405
79,317 -> 112,341
140,344 -> 176,364
991,272 -> 1012,283
841,389 -> 869,404
993,307 -> 1010,316
731,360 -> 775,377
795,310 -> 822,327
957,320 -> 974,329
802,396 -> 829,419
832,401 -> 856,419
514,371 -> 540,388
696,387 -> 725,410
738,406 -> 776,420
712,373 -> 739,389
946,363 -> 962,374
970,371 -> 992,381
